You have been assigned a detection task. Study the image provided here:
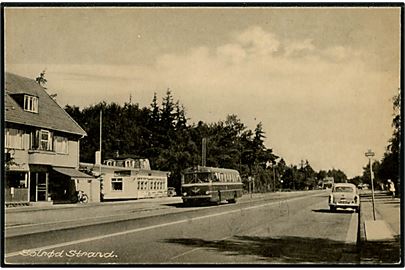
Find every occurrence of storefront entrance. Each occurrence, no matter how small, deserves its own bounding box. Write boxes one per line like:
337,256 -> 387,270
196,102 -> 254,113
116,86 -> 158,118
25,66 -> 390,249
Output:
29,165 -> 50,202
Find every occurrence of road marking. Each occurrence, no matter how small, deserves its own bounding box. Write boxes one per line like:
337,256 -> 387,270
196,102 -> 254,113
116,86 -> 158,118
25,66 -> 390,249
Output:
345,212 -> 358,244
5,192 -> 321,259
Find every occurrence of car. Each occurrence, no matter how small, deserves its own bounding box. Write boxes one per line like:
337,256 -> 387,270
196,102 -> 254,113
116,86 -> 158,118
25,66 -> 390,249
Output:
328,183 -> 360,212
167,187 -> 177,197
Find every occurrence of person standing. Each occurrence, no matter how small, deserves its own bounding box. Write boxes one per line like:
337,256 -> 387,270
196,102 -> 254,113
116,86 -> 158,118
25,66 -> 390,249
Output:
388,179 -> 396,198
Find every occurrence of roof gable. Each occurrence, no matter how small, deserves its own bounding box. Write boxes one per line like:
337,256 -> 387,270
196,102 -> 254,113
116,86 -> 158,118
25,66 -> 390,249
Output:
5,72 -> 86,136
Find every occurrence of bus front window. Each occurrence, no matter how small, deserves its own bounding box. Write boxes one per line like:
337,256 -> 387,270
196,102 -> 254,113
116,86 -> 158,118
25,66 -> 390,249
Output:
184,173 -> 210,184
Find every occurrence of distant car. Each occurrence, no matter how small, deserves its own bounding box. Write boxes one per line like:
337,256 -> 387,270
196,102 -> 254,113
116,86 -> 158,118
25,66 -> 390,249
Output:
167,187 -> 177,197
328,183 -> 360,212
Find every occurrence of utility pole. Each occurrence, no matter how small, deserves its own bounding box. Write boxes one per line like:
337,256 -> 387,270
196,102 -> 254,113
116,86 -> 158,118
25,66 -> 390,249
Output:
201,138 -> 207,167
99,110 -> 102,179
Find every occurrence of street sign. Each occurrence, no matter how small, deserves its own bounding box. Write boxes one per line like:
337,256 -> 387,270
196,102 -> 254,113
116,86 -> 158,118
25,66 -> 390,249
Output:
365,149 -> 375,157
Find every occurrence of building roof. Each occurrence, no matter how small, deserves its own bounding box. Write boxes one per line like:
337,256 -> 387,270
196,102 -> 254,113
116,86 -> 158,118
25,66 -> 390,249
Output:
5,72 -> 86,136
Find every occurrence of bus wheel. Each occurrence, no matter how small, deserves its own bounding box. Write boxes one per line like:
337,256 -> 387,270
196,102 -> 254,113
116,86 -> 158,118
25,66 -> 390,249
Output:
228,193 -> 237,204
228,194 -> 236,203
183,200 -> 190,207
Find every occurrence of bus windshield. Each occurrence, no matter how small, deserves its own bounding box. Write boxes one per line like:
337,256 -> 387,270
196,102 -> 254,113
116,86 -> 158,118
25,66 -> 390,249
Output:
183,172 -> 211,184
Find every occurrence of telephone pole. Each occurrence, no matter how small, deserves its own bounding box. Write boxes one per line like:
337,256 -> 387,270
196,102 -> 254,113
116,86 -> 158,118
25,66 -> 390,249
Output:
202,138 -> 207,167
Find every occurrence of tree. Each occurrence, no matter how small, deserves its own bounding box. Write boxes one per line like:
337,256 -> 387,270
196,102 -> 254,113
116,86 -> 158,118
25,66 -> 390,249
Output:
160,88 -> 176,131
378,91 -> 401,194
302,160 -> 317,189
66,93 -> 321,194
327,169 -> 347,183
362,160 -> 383,189
349,176 -> 362,186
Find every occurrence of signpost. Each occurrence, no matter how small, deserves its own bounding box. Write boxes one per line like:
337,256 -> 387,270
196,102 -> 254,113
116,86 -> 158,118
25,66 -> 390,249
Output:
365,149 -> 376,220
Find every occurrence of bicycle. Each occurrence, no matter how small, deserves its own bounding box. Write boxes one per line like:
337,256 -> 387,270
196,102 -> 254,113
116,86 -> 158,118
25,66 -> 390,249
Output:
71,190 -> 89,204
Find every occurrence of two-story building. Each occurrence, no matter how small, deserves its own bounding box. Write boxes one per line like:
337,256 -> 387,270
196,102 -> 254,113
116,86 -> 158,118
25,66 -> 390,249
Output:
4,72 -> 98,205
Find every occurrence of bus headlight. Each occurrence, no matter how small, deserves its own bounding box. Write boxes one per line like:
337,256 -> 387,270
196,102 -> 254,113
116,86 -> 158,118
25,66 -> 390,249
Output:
183,192 -> 187,196
205,191 -> 210,195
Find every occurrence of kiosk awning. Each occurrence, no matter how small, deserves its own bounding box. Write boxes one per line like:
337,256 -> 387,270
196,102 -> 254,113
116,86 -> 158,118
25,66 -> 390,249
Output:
52,167 -> 93,178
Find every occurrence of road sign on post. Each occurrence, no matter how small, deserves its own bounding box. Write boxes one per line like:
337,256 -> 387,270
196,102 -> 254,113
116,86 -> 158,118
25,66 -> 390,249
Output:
365,149 -> 376,220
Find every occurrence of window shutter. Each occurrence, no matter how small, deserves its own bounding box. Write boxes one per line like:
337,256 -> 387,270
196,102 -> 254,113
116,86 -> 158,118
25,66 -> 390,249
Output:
32,130 -> 39,149
49,131 -> 53,151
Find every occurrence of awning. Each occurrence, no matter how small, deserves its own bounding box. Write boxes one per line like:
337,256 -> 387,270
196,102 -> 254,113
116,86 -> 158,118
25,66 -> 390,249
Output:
52,167 -> 93,179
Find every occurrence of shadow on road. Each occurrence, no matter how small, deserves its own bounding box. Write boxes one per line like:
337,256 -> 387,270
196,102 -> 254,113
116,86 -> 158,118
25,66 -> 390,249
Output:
164,235 -> 360,264
163,202 -> 215,208
359,235 -> 401,265
312,209 -> 354,214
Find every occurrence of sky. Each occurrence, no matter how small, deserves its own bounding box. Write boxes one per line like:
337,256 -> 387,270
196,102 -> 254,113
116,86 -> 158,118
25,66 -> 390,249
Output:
4,6 -> 401,178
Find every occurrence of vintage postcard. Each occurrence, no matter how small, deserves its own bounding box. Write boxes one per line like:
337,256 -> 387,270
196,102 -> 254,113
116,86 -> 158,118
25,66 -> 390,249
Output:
2,3 -> 403,266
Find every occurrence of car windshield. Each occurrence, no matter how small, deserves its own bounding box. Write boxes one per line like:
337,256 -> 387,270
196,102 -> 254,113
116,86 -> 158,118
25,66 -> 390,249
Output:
183,172 -> 210,184
334,186 -> 354,193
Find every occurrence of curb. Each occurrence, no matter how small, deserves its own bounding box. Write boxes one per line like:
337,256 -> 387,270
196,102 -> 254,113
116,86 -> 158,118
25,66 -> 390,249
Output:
358,194 -> 395,243
5,196 -> 181,213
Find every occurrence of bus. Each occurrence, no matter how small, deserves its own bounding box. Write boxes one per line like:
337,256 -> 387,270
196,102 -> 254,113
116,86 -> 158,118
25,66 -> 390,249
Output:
181,166 -> 243,205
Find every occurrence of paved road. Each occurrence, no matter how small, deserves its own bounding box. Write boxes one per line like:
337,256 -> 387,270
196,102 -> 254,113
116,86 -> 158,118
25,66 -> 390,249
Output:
5,190 -> 359,265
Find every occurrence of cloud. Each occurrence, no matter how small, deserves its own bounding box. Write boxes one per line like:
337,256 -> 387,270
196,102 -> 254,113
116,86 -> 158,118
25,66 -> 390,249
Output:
216,44 -> 247,64
235,26 -> 280,56
147,26 -> 396,177
284,38 -> 315,57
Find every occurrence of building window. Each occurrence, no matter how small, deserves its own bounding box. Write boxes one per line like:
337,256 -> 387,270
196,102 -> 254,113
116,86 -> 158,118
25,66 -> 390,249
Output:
24,95 -> 38,113
111,178 -> 123,191
54,136 -> 68,154
124,160 -> 134,168
30,130 -> 53,151
39,130 -> 52,151
105,160 -> 116,166
5,128 -> 24,149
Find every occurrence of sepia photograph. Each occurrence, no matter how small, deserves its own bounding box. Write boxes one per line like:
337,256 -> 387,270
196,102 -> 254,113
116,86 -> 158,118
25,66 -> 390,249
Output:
2,3 -> 403,266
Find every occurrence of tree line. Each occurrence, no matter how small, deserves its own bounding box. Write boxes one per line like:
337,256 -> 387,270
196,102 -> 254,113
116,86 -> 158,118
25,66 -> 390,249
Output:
65,89 -> 349,193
